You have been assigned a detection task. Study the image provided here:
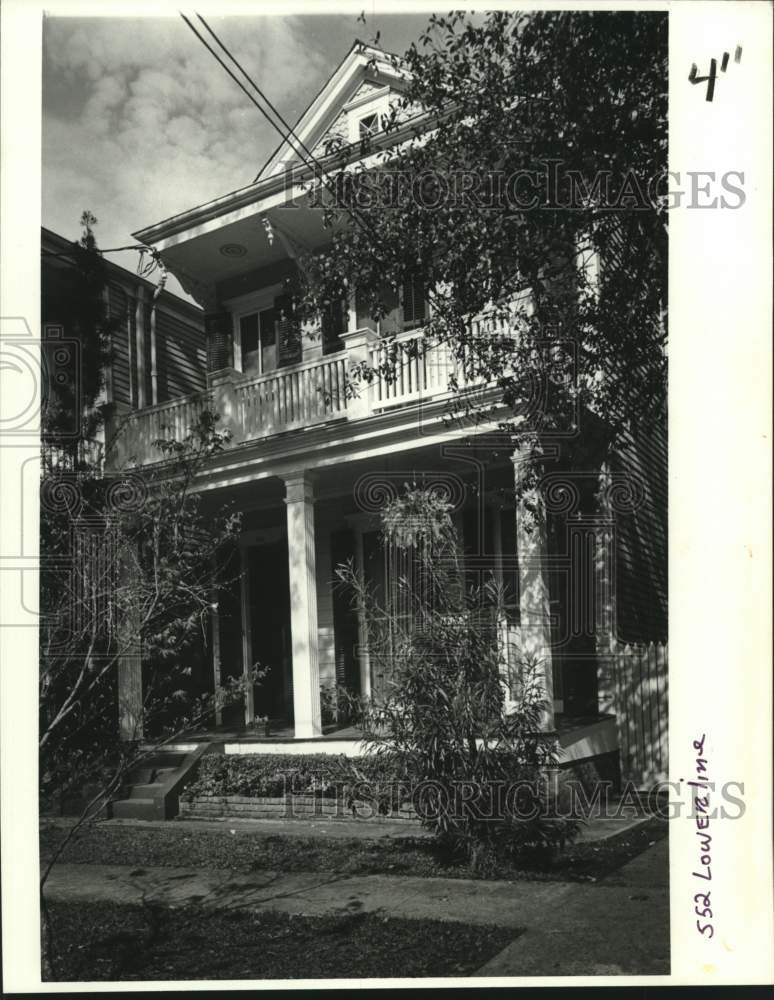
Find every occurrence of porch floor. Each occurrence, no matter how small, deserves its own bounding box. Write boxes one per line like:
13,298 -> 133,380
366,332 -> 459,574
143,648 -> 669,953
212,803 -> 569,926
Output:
178,714 -> 614,746
183,722 -> 363,743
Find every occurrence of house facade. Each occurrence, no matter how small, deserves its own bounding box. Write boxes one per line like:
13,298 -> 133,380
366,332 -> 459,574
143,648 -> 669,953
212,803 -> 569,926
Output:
104,45 -> 666,786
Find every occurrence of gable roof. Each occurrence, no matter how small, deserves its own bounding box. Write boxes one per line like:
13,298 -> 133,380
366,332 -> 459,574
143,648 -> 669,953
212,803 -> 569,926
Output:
255,41 -> 409,181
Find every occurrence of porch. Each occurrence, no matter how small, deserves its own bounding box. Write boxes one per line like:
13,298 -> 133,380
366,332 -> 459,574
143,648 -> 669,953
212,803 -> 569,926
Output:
105,320 -> 507,472
117,441 -> 667,789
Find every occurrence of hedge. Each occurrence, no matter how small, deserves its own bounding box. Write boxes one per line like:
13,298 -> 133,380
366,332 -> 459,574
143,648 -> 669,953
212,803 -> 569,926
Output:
180,753 -> 409,812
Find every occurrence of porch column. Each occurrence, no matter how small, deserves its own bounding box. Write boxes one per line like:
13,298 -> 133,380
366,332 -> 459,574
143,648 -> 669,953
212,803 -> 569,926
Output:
490,501 -> 515,709
117,546 -> 143,740
284,472 -> 322,737
117,651 -> 143,741
512,451 -> 555,731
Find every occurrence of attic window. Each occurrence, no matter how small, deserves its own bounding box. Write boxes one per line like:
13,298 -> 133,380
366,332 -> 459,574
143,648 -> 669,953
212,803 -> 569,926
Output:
358,112 -> 381,139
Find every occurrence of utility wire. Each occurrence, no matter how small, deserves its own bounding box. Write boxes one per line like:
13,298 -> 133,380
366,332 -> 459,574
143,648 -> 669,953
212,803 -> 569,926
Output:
42,245 -> 147,257
183,10 -> 486,371
195,12 -> 384,247
180,12 -> 380,249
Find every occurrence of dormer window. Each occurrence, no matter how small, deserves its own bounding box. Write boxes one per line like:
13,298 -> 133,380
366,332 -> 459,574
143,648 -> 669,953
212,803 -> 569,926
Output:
345,87 -> 390,145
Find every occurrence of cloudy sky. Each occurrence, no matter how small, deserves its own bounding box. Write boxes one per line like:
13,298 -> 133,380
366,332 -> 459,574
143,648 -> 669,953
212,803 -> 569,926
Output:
42,11 -> 432,298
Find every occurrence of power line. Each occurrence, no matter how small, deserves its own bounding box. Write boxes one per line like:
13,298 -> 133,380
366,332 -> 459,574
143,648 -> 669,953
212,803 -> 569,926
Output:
42,245 -> 147,258
181,12 -> 455,344
180,12 -> 382,248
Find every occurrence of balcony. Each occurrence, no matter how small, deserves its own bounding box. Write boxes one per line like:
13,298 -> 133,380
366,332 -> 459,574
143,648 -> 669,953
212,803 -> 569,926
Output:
105,324 -> 502,471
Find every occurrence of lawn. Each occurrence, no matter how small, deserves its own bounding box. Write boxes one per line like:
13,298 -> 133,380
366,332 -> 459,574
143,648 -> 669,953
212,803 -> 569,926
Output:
44,900 -> 518,981
40,815 -> 668,884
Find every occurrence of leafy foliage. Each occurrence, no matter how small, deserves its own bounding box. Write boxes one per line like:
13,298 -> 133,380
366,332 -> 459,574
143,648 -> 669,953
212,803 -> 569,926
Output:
299,10 -> 667,453
182,752 -> 407,813
337,487 -> 578,870
40,410 -> 249,802
39,218 -> 258,833
41,211 -> 115,457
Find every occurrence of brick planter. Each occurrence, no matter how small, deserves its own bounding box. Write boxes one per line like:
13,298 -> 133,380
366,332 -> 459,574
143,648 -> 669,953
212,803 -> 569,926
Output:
180,794 -> 418,823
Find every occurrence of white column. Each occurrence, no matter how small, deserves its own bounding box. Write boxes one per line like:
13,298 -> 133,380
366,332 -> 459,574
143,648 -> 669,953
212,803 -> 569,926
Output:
284,473 -> 322,737
490,502 -> 515,707
512,451 -> 555,731
340,327 -> 376,420
117,651 -> 143,741
117,546 -> 143,740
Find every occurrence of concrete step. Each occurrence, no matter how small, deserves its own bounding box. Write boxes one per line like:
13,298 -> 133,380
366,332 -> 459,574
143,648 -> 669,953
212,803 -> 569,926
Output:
111,797 -> 158,820
127,783 -> 163,800
110,744 -> 215,821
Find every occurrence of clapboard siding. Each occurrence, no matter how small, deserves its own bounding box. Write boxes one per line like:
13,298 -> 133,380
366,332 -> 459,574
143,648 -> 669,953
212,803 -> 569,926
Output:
107,280 -> 205,407
609,415 -> 668,643
154,309 -> 206,402
107,281 -> 132,406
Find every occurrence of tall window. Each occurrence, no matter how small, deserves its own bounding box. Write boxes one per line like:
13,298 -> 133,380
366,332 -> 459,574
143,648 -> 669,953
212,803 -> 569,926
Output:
239,306 -> 277,376
321,296 -> 347,355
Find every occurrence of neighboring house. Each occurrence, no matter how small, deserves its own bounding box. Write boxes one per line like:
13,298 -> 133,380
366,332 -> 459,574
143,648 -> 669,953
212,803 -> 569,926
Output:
103,44 -> 665,788
42,226 -> 207,450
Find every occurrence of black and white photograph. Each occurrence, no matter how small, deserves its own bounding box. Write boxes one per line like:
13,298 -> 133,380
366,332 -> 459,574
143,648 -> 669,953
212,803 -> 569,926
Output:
0,0 -> 771,990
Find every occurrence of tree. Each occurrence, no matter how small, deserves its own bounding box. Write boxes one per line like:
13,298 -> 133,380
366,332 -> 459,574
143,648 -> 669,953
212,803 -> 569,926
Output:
299,10 -> 667,463
39,218 -> 257,976
41,211 -> 114,465
337,486 -> 578,873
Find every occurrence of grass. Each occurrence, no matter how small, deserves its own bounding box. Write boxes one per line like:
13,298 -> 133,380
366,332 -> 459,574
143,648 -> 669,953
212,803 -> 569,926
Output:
40,815 -> 668,884
45,900 -> 518,981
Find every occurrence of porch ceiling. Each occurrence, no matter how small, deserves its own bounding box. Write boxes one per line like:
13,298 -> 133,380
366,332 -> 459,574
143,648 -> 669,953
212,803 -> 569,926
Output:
200,441 -> 517,519
155,200 -> 334,290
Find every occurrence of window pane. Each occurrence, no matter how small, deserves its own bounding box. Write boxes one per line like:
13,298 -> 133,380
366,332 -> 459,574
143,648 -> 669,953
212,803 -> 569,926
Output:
240,313 -> 259,355
322,297 -> 346,354
259,308 -> 277,372
359,113 -> 380,138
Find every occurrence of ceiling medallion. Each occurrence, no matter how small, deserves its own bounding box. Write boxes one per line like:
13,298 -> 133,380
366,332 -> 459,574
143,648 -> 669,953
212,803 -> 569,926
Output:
220,243 -> 247,258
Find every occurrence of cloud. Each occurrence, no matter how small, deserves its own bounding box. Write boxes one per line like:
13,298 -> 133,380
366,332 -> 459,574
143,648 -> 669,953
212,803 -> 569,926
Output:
42,15 -> 330,296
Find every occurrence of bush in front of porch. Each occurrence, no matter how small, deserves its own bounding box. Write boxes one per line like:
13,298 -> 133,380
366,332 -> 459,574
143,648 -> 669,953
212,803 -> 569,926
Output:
180,752 -> 408,816
338,486 -> 579,874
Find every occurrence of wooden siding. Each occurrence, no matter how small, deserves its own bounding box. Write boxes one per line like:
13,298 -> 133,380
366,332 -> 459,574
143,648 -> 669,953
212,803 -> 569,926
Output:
107,279 -> 205,407
599,641 -> 668,788
107,281 -> 133,406
609,416 -> 668,644
154,308 -> 206,402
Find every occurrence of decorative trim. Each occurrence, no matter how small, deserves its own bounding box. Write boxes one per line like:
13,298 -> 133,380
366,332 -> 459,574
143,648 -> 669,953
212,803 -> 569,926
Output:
284,472 -> 315,505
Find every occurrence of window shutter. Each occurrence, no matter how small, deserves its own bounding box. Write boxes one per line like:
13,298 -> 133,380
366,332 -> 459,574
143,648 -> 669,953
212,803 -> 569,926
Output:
402,277 -> 426,329
204,310 -> 233,373
275,293 -> 302,366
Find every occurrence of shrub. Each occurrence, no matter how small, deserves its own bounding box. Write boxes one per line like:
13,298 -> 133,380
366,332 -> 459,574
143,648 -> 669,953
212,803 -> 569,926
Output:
337,486 -> 579,871
180,752 -> 409,814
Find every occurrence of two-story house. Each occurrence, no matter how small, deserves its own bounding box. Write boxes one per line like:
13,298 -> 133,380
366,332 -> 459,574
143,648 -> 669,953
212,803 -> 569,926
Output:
105,43 -> 666,793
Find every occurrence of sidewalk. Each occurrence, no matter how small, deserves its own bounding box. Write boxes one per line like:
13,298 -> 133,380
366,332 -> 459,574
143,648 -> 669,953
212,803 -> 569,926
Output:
42,810 -> 649,844
44,839 -> 669,977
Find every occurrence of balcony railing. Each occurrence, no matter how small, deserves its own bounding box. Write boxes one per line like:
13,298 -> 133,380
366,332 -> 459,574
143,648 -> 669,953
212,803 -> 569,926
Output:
236,351 -> 349,434
105,324 -> 504,470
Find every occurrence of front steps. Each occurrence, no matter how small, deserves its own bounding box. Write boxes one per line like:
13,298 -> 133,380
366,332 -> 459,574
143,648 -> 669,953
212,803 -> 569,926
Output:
110,744 -> 217,821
